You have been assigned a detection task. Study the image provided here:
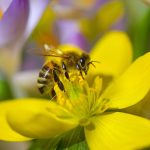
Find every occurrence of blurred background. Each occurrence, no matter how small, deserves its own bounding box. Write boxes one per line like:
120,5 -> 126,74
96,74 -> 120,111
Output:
0,0 -> 150,149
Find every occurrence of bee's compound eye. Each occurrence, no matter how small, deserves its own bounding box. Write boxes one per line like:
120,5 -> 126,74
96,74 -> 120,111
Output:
80,58 -> 85,67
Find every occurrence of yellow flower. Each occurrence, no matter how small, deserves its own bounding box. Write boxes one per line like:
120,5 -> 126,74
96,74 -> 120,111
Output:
1,31 -> 150,150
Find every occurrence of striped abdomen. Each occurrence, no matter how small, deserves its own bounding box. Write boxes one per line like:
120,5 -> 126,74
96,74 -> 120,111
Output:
37,65 -> 52,94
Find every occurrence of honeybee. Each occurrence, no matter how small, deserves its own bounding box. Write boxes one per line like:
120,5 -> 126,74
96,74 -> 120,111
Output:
37,44 -> 95,97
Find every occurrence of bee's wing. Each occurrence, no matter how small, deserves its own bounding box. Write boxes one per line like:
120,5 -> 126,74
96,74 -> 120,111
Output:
38,51 -> 69,58
35,49 -> 69,58
27,44 -> 70,59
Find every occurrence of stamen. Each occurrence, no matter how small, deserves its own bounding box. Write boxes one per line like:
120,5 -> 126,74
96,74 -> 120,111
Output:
53,74 -> 109,119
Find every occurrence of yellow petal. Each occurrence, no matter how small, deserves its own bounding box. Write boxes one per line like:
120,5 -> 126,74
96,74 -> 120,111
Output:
85,112 -> 150,150
124,90 -> 150,119
101,52 -> 150,109
89,31 -> 133,77
0,99 -> 78,140
0,100 -> 31,141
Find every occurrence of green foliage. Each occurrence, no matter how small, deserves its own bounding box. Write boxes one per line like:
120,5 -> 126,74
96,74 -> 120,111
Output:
0,73 -> 14,100
29,126 -> 89,150
125,0 -> 150,59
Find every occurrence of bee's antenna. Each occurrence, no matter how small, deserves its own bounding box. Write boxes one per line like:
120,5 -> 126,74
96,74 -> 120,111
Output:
87,60 -> 100,68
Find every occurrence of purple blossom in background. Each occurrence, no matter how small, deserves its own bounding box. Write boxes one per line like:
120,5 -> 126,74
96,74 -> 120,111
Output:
0,0 -> 51,75
0,0 -> 12,13
0,0 -> 29,47
111,17 -> 126,31
56,20 -> 89,51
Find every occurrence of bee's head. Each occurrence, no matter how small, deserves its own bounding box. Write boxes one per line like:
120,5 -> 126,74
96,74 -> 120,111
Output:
79,53 -> 90,75
78,53 -> 99,76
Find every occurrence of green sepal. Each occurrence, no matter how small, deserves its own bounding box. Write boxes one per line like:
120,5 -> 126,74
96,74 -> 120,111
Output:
58,141 -> 89,150
29,126 -> 88,150
56,126 -> 85,149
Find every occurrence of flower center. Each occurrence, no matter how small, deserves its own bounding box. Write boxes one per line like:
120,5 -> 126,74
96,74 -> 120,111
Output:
53,75 -> 109,121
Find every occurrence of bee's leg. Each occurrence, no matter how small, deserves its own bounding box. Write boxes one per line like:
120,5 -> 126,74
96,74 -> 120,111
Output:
51,87 -> 56,97
62,62 -> 70,80
57,80 -> 65,91
53,70 -> 65,91
49,87 -> 57,101
53,69 -> 59,82
76,64 -> 84,79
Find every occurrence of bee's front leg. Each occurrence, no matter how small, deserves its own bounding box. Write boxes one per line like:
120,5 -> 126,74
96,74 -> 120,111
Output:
76,63 -> 84,80
53,69 -> 65,92
62,62 -> 70,80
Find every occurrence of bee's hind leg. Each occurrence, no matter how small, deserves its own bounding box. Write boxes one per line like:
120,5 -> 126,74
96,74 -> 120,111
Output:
57,80 -> 65,92
53,69 -> 65,92
51,87 -> 56,98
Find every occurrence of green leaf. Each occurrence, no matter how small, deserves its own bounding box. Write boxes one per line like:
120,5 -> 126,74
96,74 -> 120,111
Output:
125,0 -> 150,59
28,126 -> 87,150
56,126 -> 85,149
140,145 -> 150,150
29,137 -> 61,150
59,141 -> 89,150
0,73 -> 14,100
